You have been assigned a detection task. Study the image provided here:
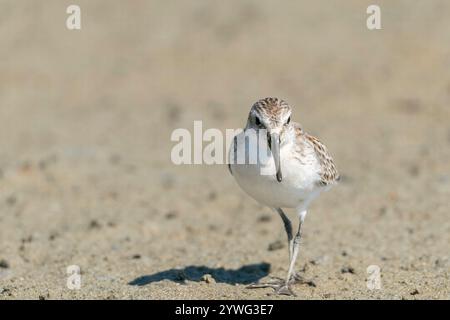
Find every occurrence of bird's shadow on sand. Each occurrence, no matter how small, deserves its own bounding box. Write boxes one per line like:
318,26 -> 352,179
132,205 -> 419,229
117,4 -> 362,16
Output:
128,263 -> 270,286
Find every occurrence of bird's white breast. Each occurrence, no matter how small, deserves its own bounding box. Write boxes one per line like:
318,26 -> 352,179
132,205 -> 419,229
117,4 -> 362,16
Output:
229,132 -> 323,209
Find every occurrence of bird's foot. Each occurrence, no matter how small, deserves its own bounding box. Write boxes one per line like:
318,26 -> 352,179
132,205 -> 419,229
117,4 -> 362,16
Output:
246,278 -> 296,296
276,284 -> 296,296
246,277 -> 282,290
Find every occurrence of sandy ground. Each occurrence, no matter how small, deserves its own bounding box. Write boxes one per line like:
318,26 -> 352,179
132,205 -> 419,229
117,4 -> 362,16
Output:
1,0 -> 450,300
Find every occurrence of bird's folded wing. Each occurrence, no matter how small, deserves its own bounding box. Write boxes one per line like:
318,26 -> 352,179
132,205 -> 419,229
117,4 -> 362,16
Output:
305,133 -> 340,186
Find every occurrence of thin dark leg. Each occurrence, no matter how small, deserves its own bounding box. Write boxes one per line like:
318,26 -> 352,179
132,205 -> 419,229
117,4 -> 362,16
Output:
275,208 -> 293,262
247,208 -> 295,294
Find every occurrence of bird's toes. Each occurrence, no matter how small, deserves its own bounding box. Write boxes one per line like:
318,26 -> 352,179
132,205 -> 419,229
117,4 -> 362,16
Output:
246,278 -> 283,290
276,285 -> 296,297
246,278 -> 297,296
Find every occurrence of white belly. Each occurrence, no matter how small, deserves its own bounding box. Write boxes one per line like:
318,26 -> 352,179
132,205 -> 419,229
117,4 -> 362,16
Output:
229,135 -> 323,209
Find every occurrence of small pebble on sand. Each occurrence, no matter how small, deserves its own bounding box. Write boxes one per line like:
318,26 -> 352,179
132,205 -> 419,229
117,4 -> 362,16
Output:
258,214 -> 272,223
0,259 -> 9,269
268,240 -> 284,251
201,274 -> 216,284
341,266 -> 355,274
410,289 -> 419,296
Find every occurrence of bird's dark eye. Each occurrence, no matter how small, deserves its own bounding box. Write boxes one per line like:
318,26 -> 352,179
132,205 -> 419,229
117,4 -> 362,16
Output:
287,117 -> 291,124
255,117 -> 261,126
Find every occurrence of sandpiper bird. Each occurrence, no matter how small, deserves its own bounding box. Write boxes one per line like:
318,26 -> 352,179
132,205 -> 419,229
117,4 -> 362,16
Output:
228,97 -> 339,296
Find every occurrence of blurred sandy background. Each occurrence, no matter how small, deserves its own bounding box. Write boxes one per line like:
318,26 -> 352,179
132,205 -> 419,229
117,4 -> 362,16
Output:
0,0 -> 449,299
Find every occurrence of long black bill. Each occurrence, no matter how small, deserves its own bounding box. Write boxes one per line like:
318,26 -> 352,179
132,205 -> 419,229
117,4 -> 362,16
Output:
268,132 -> 282,182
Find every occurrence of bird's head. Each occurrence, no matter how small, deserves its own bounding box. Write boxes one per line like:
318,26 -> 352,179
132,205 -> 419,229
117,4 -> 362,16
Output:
246,97 -> 292,182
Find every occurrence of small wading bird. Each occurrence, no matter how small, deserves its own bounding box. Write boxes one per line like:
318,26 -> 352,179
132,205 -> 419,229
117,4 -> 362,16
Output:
228,97 -> 339,296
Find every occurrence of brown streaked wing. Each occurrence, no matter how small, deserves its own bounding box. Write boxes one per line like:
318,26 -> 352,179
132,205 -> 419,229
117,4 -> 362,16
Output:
304,133 -> 340,186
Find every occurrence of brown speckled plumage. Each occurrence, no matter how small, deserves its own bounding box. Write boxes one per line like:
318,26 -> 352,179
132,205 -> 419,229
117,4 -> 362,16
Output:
304,133 -> 340,186
250,97 -> 291,127
291,123 -> 339,186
